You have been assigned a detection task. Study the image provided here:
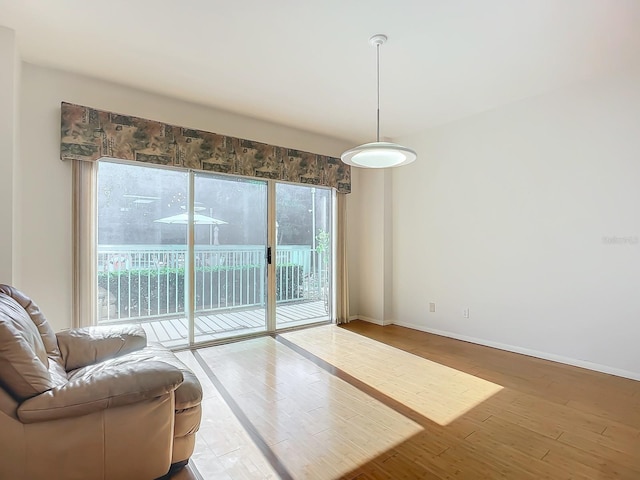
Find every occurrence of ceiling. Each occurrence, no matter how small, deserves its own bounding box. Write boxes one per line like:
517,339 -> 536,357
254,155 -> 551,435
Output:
1,0 -> 639,144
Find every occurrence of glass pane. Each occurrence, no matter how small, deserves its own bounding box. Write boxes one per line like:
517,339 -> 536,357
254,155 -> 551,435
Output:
193,172 -> 268,342
275,183 -> 332,328
97,160 -> 189,348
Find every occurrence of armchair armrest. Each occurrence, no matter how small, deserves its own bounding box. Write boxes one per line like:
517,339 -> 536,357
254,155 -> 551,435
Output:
56,325 -> 147,371
17,361 -> 183,423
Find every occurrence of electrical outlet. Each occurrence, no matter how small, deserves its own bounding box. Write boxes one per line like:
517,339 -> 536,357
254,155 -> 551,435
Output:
429,302 -> 436,313
463,308 -> 470,318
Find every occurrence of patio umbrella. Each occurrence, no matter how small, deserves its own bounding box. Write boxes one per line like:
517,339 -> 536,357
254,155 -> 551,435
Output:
154,213 -> 228,244
153,213 -> 228,225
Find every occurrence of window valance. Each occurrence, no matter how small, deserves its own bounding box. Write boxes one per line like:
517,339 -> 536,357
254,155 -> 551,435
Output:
60,102 -> 351,194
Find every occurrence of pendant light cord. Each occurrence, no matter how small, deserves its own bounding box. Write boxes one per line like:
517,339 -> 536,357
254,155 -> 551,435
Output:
376,41 -> 380,142
340,34 -> 417,168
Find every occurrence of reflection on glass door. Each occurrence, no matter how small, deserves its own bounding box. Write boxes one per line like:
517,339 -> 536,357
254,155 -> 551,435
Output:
97,160 -> 190,348
193,173 -> 268,343
275,183 -> 332,328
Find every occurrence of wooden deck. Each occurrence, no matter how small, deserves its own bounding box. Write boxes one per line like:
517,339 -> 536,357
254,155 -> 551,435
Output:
138,300 -> 329,347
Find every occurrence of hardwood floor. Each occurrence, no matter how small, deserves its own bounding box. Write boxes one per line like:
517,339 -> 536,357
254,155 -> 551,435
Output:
172,321 -> 640,479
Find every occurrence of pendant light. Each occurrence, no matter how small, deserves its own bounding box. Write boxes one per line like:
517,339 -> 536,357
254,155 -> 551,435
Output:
341,34 -> 417,168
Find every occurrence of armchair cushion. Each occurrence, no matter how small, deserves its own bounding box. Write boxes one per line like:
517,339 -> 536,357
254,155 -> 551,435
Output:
17,360 -> 183,423
56,325 -> 147,371
0,294 -> 54,400
121,343 -> 203,410
0,284 -> 61,359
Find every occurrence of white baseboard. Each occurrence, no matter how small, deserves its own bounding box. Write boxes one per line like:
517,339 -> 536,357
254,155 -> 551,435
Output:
352,315 -> 393,326
394,321 -> 640,382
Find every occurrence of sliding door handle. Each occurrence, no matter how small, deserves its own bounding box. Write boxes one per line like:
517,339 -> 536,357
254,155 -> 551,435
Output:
267,246 -> 272,265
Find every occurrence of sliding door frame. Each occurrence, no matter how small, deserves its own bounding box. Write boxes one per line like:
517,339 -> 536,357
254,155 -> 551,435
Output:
266,181 -> 277,333
186,171 -> 196,345
87,160 -> 334,347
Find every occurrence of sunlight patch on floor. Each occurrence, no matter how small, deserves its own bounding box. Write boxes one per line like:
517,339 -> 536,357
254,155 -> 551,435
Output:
195,337 -> 423,479
175,350 -> 280,479
282,325 -> 504,426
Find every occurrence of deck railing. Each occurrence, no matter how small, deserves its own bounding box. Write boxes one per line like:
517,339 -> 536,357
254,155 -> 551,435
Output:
97,245 -> 327,323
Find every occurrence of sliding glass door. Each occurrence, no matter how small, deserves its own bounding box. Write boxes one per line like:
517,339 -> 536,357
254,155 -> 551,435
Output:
96,160 -> 332,347
275,183 -> 333,328
193,173 -> 268,342
97,161 -> 191,348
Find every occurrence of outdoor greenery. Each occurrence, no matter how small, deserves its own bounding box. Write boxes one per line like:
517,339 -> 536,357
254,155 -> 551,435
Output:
315,229 -> 330,263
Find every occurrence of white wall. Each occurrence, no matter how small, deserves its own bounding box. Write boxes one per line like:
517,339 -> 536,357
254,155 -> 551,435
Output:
349,168 -> 395,325
0,27 -> 18,284
389,69 -> 640,379
346,167 -> 361,317
18,62 -> 351,332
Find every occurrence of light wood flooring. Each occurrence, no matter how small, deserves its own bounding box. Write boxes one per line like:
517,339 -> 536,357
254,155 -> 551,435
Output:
170,321 -> 640,479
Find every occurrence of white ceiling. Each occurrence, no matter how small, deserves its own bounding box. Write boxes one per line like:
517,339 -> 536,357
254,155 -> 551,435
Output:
1,0 -> 640,143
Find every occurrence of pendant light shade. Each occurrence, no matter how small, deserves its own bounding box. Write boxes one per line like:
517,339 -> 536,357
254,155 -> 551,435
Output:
341,141 -> 417,168
341,34 -> 417,169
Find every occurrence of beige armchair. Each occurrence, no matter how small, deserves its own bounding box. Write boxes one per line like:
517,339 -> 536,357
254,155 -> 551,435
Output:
0,284 -> 202,480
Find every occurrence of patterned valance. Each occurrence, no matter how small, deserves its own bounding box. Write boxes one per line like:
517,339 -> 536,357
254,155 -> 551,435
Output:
60,102 -> 351,194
